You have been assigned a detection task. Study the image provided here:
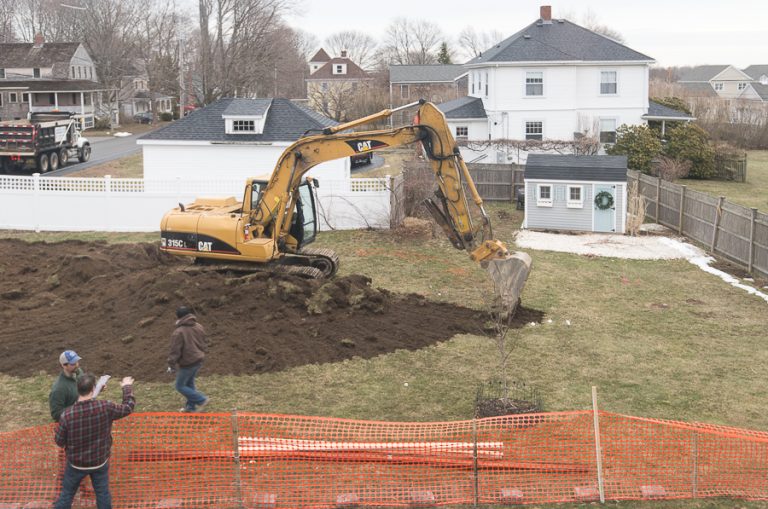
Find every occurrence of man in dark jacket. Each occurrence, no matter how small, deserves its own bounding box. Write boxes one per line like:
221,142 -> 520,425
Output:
54,372 -> 135,509
49,350 -> 84,422
168,306 -> 210,412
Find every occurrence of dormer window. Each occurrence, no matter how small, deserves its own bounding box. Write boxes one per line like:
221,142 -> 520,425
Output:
233,120 -> 255,132
333,64 -> 347,75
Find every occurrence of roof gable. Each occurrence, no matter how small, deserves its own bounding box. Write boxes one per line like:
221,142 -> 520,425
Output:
468,19 -> 653,65
525,154 -> 628,182
678,65 -> 731,82
0,42 -> 82,68
743,65 -> 768,80
307,58 -> 370,80
139,98 -> 338,143
309,48 -> 331,63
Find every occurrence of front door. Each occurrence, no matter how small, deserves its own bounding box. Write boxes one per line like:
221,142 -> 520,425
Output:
593,185 -> 615,232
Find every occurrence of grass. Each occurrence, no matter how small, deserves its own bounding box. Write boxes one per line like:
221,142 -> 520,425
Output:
4,205 -> 768,507
676,150 -> 768,211
68,152 -> 143,178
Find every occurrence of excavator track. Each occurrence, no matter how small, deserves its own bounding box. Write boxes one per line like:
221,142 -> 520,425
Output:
181,247 -> 339,280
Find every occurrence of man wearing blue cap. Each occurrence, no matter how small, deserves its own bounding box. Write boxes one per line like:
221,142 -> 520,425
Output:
50,350 -> 83,422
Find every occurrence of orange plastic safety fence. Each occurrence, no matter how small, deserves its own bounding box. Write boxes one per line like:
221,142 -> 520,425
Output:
2,411 -> 768,509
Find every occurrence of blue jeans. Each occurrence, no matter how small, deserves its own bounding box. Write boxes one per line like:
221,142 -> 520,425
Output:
54,461 -> 111,509
175,362 -> 207,411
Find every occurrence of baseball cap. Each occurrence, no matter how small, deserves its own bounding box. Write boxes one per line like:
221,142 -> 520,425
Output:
59,350 -> 82,366
176,306 -> 192,319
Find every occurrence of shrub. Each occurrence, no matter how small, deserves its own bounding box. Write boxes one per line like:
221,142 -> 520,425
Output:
94,117 -> 111,130
653,156 -> 691,181
651,96 -> 692,115
663,123 -> 715,179
160,112 -> 173,122
606,124 -> 663,174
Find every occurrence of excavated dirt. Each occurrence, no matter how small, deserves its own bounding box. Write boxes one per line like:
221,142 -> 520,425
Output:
0,239 -> 542,382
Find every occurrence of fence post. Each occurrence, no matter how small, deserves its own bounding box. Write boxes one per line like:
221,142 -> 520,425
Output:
591,386 -> 605,503
33,172 -> 41,233
678,185 -> 687,235
748,208 -> 758,272
472,418 -> 479,508
691,430 -> 699,498
710,196 -> 725,254
231,409 -> 244,508
655,176 -> 661,224
105,175 -> 112,232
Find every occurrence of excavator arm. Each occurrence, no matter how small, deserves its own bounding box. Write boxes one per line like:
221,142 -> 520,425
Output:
252,100 -> 531,310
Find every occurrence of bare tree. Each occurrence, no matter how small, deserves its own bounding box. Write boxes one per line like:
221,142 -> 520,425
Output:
578,8 -> 625,43
0,0 -> 17,42
381,18 -> 443,65
457,26 -> 504,61
324,30 -> 377,69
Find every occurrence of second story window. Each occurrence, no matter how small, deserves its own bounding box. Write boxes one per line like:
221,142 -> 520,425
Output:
455,126 -> 468,138
600,71 -> 617,95
33,68 -> 41,78
233,120 -> 255,132
738,82 -> 748,91
714,82 -> 724,91
525,121 -> 543,140
485,72 -> 489,96
525,72 -> 543,96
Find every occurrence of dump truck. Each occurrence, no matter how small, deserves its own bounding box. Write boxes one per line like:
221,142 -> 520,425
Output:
0,112 -> 91,173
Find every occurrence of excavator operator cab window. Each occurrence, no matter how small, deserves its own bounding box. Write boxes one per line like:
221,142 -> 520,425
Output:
250,182 -> 262,211
297,181 -> 318,245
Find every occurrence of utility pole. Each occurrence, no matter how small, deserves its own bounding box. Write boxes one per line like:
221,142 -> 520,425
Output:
178,36 -> 186,118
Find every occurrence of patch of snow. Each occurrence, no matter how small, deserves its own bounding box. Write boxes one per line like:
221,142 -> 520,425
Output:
113,132 -> 132,137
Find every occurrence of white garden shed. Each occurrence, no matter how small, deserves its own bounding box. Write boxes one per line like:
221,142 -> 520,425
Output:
523,154 -> 628,234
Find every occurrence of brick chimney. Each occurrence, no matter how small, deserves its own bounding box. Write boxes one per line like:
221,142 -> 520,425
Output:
540,5 -> 552,24
33,33 -> 45,48
340,50 -> 348,58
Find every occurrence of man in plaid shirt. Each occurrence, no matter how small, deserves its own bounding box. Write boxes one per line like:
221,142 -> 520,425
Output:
54,373 -> 135,509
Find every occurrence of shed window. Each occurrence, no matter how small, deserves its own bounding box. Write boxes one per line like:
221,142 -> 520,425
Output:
455,126 -> 468,138
526,72 -> 543,96
536,184 -> 553,207
600,71 -> 617,95
233,120 -> 255,132
567,185 -> 583,208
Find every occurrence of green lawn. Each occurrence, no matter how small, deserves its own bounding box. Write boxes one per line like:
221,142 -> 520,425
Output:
4,206 -> 768,507
677,150 -> 768,211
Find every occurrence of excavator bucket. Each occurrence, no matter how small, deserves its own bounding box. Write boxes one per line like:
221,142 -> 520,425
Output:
486,251 -> 532,315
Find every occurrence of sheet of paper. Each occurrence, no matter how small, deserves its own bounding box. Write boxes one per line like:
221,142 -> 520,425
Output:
93,375 -> 111,398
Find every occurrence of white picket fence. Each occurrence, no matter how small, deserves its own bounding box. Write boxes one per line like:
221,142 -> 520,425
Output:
0,174 -> 392,232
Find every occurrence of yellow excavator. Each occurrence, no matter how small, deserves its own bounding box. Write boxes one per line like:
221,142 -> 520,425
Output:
160,100 -> 531,309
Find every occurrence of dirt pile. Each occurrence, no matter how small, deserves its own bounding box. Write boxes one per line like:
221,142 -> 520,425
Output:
0,239 -> 540,381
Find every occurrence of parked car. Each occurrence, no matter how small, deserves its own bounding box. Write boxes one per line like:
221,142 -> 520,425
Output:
133,111 -> 153,124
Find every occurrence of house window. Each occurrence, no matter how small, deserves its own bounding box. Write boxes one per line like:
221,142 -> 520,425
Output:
9,92 -> 17,103
71,66 -> 75,78
455,126 -> 468,138
525,121 -> 543,140
600,71 -> 617,94
738,82 -> 748,90
321,82 -> 328,91
525,72 -> 543,96
485,72 -> 489,96
33,68 -> 41,78
567,185 -> 583,208
400,84 -> 409,99
72,93 -> 78,103
536,184 -> 553,207
713,82 -> 723,91
0,68 -> 5,79
335,65 -> 343,73
0,94 -> 3,106
22,93 -> 29,102
599,118 -> 617,144
89,67 -> 93,79
48,93 -> 55,103
232,120 -> 255,132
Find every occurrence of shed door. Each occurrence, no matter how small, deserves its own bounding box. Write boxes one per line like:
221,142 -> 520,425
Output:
594,185 -> 615,232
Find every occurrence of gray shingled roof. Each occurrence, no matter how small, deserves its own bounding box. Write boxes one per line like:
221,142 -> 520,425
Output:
0,42 -> 82,68
751,83 -> 768,101
0,79 -> 106,91
389,65 -> 467,83
139,98 -> 338,143
643,100 -> 695,120
436,96 -> 487,119
677,65 -> 730,82
743,65 -> 768,80
222,99 -> 270,116
676,82 -> 718,97
525,154 -> 628,182
467,19 -> 652,65
309,48 -> 331,62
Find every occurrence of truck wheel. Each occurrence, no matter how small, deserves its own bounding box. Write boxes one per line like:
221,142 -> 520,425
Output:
78,144 -> 91,163
49,151 -> 59,172
38,153 -> 50,173
59,148 -> 69,167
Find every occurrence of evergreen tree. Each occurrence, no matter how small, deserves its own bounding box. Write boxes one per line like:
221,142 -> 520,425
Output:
437,42 -> 452,64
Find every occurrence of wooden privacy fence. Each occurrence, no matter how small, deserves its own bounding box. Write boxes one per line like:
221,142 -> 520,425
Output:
628,170 -> 768,279
3,411 -> 768,508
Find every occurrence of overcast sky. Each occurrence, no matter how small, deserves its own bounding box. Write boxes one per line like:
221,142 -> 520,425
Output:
284,0 -> 767,68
